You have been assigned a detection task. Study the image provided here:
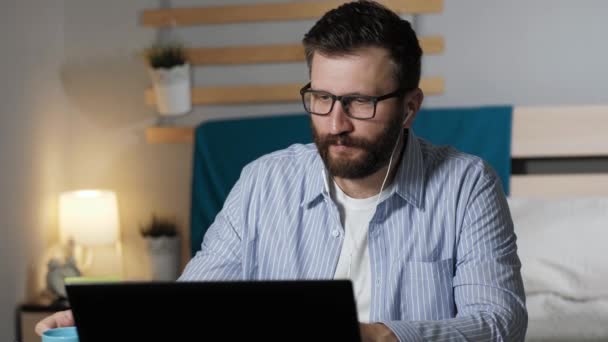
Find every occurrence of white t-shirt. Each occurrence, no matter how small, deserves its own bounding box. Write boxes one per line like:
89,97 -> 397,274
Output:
330,180 -> 395,323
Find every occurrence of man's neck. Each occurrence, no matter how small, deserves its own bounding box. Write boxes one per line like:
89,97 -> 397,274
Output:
333,133 -> 406,199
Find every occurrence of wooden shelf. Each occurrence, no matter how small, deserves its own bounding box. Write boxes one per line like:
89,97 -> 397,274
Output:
141,0 -> 443,27
184,37 -> 444,65
146,84 -> 300,106
146,127 -> 194,144
145,77 -> 444,106
419,36 -> 445,55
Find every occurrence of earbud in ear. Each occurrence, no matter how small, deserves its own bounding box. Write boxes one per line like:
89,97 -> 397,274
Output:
403,110 -> 414,124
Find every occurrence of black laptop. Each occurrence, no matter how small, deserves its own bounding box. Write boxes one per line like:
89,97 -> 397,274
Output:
66,280 -> 361,341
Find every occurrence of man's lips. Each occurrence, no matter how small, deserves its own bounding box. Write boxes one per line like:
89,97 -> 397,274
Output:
329,144 -> 359,152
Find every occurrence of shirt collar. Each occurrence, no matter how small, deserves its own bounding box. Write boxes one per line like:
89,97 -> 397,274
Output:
301,152 -> 327,206
394,129 -> 425,209
301,129 -> 425,209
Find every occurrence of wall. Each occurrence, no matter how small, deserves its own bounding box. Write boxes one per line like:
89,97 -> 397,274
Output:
418,0 -> 608,108
0,1 -> 68,341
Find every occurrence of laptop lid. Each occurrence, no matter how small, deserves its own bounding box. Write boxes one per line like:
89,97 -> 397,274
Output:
66,280 -> 361,342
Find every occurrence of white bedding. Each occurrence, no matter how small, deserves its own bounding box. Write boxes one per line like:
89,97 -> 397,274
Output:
527,293 -> 608,341
508,197 -> 608,341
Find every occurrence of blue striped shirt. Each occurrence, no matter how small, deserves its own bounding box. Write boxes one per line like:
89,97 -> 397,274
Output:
179,130 -> 528,341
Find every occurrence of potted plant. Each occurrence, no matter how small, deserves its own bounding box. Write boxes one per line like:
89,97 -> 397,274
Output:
144,42 -> 192,116
140,214 -> 181,280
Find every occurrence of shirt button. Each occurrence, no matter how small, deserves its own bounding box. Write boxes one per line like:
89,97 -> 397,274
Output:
331,230 -> 340,238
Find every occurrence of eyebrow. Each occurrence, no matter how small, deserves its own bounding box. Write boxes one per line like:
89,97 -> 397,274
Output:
309,87 -> 377,97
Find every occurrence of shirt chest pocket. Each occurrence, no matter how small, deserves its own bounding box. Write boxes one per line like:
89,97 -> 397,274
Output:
399,258 -> 455,320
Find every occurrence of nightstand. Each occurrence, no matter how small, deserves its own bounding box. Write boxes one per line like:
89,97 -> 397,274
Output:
16,297 -> 70,342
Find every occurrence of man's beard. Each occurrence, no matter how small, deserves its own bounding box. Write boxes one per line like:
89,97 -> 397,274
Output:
312,113 -> 404,179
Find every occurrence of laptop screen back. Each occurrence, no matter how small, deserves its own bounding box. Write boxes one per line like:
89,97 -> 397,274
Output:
66,280 -> 361,342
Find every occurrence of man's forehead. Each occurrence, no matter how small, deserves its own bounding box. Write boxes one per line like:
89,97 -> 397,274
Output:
311,46 -> 392,63
309,48 -> 398,93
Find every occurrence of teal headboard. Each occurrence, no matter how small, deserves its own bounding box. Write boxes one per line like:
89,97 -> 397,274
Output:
189,106 -> 512,255
189,114 -> 312,256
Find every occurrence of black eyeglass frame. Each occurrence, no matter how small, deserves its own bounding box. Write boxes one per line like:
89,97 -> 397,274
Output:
299,82 -> 406,120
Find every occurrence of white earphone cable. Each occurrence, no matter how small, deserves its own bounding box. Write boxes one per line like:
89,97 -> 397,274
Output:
346,110 -> 412,277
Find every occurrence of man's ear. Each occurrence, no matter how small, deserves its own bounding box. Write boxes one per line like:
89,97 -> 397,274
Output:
403,88 -> 424,128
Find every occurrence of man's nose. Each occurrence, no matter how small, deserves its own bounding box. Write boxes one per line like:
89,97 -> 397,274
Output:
328,100 -> 354,135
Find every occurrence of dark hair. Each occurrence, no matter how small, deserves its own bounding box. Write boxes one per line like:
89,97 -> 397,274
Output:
302,0 -> 422,91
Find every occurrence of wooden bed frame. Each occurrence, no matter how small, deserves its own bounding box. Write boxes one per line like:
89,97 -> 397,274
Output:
510,105 -> 608,198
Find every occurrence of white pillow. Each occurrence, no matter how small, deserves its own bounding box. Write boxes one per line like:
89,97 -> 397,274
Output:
507,197 -> 608,299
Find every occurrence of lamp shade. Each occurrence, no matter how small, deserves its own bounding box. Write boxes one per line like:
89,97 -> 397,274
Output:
59,190 -> 120,246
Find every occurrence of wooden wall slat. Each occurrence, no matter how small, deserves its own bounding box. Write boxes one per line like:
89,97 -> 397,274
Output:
186,44 -> 305,66
141,0 -> 443,27
146,84 -> 301,106
386,0 -> 444,15
419,77 -> 444,96
419,36 -> 444,55
146,127 -> 194,144
145,78 -> 444,106
186,36 -> 444,65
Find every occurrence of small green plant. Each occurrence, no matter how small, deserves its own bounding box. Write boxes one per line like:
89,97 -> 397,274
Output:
140,214 -> 179,238
144,42 -> 187,69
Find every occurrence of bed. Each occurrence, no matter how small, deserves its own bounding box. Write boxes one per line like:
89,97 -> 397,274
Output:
507,105 -> 608,341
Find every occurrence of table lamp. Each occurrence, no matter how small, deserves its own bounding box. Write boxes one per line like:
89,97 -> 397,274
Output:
58,190 -> 121,274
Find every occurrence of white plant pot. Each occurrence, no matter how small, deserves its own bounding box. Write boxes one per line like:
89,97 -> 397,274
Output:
149,63 -> 192,116
145,236 -> 181,281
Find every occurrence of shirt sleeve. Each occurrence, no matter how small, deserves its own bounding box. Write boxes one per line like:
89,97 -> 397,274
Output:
382,166 -> 528,341
178,167 -> 248,282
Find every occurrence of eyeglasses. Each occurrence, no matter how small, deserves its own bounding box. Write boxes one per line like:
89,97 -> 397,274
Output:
299,82 -> 405,120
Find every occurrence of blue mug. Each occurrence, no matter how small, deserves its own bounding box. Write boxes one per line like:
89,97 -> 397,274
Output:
42,326 -> 79,342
